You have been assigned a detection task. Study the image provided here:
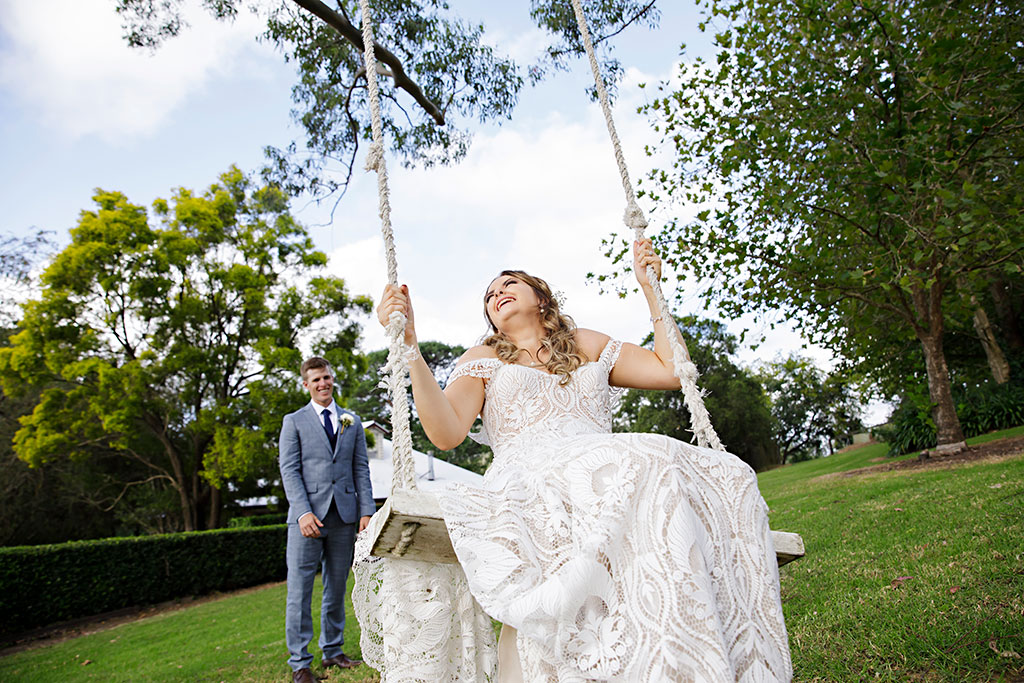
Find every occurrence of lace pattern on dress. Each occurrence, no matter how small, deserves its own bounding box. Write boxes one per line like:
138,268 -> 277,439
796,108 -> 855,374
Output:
446,357 -> 502,385
354,336 -> 792,682
351,522 -> 498,682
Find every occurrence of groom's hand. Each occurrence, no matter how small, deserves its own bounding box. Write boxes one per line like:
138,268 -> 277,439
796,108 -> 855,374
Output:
299,512 -> 324,538
358,515 -> 371,533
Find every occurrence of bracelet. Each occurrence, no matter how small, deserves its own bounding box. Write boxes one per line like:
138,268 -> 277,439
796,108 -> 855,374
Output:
403,343 -> 421,364
651,315 -> 664,324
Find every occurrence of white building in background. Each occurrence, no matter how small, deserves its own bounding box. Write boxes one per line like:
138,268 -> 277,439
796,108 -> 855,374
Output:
235,422 -> 485,511
363,421 -> 485,503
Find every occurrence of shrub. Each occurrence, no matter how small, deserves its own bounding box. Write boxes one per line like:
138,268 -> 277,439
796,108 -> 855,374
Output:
957,382 -> 1024,437
886,380 -> 1024,456
0,525 -> 286,638
880,400 -> 937,457
228,512 -> 287,528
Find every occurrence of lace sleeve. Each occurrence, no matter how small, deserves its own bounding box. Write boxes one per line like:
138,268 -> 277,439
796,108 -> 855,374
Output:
445,358 -> 501,387
599,339 -> 626,402
598,339 -> 624,369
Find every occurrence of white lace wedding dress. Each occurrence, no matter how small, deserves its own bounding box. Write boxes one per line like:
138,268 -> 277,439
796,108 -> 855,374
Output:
353,340 -> 792,682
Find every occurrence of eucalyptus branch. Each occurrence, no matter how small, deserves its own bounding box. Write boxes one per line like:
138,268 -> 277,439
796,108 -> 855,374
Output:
289,0 -> 444,125
382,90 -> 415,128
548,0 -> 658,59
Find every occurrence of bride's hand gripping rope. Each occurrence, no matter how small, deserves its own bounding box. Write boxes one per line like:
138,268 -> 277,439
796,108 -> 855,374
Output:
378,283 -> 418,347
633,237 -> 662,293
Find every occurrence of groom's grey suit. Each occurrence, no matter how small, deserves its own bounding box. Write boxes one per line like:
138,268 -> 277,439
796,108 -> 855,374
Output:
279,401 -> 375,672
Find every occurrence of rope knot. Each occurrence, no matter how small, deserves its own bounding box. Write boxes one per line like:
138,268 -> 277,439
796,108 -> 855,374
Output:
623,202 -> 648,234
365,142 -> 385,172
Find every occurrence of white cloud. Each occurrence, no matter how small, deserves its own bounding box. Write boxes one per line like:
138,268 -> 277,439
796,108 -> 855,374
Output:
0,0 -> 271,141
480,25 -> 550,66
322,66 -> 679,355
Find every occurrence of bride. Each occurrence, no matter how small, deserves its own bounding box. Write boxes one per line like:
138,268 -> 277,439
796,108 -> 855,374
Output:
358,238 -> 792,682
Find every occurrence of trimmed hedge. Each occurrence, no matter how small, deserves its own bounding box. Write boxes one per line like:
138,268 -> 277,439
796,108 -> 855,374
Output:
228,512 -> 287,528
0,524 -> 286,638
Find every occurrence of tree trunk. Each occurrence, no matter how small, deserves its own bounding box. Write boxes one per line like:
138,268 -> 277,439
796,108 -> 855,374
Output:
206,486 -> 222,529
971,299 -> 1010,384
917,330 -> 966,452
990,279 -> 1024,352
165,453 -> 195,532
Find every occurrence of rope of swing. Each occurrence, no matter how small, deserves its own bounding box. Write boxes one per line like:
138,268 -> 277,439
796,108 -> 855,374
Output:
357,0 -> 417,490
567,0 -> 724,451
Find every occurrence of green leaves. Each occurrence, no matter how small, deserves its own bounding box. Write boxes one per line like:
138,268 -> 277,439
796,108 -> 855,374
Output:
623,0 -> 1024,445
0,166 -> 372,530
114,1 -> 670,200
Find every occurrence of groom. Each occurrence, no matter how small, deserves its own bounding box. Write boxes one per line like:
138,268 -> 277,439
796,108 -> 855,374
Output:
279,357 -> 375,683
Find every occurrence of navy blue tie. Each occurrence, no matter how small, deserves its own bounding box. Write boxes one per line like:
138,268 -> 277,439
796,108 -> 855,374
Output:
322,408 -> 337,450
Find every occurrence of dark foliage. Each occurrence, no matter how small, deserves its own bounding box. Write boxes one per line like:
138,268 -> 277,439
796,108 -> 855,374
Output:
0,525 -> 286,640
881,376 -> 1024,456
614,317 -> 780,471
227,512 -> 288,528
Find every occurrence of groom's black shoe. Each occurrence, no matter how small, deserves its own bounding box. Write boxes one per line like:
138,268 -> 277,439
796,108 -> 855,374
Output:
291,668 -> 320,683
322,654 -> 362,669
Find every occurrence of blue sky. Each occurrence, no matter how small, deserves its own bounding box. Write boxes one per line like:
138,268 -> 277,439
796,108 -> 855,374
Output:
1,0 -> 875,422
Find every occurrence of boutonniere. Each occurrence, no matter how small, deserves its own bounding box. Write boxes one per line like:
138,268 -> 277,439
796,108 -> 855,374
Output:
339,413 -> 355,434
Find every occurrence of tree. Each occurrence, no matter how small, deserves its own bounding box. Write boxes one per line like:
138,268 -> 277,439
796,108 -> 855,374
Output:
114,0 -> 661,202
614,317 -> 780,471
351,340 -> 492,474
1,232 -> 164,545
636,0 -> 1024,453
0,167 -> 372,531
0,231 -> 51,325
756,355 -> 864,463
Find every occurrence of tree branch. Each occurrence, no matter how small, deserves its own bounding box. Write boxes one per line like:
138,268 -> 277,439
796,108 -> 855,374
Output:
548,0 -> 658,59
289,0 -> 445,125
102,474 -> 176,512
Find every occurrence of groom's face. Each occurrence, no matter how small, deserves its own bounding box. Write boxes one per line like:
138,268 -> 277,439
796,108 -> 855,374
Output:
303,365 -> 335,407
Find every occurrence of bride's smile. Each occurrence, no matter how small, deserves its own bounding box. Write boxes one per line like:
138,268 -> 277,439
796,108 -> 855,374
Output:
484,275 -> 542,326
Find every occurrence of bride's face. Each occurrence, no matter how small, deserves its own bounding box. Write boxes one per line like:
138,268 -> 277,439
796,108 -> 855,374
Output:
484,273 -> 542,328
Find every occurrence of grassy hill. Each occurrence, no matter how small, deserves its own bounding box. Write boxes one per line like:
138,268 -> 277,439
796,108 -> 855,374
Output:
761,429 -> 1024,681
1,430 -> 1022,682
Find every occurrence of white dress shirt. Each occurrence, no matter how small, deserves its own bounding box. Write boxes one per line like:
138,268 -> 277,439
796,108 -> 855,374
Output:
311,399 -> 339,433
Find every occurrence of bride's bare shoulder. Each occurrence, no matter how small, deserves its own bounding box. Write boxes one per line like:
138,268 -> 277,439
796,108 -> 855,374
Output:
575,328 -> 612,362
457,345 -> 499,363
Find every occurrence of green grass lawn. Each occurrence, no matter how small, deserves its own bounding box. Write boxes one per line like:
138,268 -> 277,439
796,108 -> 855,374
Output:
763,428 -> 1024,682
0,576 -> 374,682
2,428 -> 1023,682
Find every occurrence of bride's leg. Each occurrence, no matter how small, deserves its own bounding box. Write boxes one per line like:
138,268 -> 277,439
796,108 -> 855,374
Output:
497,624 -> 524,683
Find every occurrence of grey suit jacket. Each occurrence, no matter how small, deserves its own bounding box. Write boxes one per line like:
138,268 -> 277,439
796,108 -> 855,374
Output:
278,403 -> 375,524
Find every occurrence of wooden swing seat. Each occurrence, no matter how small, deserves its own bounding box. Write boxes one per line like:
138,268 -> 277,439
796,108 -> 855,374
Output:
370,489 -> 806,567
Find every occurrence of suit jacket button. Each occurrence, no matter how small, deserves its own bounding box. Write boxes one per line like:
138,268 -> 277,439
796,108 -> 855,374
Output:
332,479 -> 336,484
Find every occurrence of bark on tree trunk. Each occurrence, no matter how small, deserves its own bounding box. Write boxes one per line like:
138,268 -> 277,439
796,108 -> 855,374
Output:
990,279 -> 1024,352
918,330 -> 966,452
166,452 -> 194,532
207,486 -> 221,529
971,299 -> 1010,384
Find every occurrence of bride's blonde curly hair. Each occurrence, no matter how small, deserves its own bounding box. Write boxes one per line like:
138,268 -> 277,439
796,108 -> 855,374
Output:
483,270 -> 586,385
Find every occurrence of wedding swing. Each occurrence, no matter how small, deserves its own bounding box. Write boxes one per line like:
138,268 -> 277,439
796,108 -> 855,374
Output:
356,0 -> 805,568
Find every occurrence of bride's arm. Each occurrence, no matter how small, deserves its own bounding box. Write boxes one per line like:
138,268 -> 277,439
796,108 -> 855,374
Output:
606,238 -> 689,391
378,284 -> 485,450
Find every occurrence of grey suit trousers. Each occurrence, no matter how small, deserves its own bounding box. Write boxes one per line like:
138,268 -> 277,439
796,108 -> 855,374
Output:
285,501 -> 357,671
